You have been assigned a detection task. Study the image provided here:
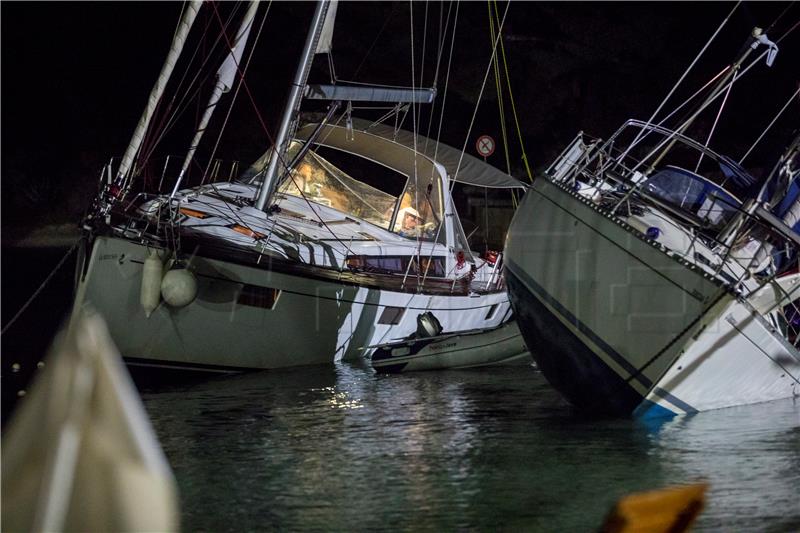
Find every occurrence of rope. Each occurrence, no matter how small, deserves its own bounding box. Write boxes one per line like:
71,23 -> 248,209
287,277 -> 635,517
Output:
451,0 -> 510,191
488,1 -> 512,175
1,243 -> 78,336
201,1 -> 272,185
420,1 -> 509,286
138,6 -> 239,182
492,0 -> 532,183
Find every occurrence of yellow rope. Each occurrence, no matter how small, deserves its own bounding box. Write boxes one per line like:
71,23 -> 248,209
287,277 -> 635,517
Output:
487,1 -> 518,208
488,1 -> 512,176
492,0 -> 533,183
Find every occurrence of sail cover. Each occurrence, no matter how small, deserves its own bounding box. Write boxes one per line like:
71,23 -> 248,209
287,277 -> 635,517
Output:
295,119 -> 526,189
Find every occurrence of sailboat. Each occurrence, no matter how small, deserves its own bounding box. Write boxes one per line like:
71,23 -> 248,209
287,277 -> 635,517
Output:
72,1 -> 527,372
504,20 -> 800,418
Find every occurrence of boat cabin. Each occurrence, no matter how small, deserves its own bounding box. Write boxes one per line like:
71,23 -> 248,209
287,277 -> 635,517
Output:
240,119 -> 524,277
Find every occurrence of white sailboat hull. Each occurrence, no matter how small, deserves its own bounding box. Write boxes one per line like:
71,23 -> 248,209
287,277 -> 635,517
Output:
635,297 -> 800,417
74,236 -> 512,371
505,178 -> 800,417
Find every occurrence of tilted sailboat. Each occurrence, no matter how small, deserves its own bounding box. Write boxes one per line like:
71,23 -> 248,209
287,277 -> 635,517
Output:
505,22 -> 800,418
72,1 -> 526,372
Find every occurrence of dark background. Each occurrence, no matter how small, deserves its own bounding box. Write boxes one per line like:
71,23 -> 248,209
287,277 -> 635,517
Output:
2,1 -> 798,236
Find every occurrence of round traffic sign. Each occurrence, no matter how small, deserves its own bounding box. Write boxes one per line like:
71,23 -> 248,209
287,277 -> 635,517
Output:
475,135 -> 495,158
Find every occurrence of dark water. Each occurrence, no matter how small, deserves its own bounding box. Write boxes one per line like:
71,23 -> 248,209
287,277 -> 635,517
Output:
2,246 -> 77,423
4,246 -> 800,531
142,364 -> 800,532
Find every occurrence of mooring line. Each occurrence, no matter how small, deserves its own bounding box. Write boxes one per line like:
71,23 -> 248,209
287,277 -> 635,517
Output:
1,242 -> 78,336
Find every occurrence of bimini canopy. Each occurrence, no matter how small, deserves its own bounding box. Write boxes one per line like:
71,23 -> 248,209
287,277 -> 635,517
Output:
295,118 -> 526,189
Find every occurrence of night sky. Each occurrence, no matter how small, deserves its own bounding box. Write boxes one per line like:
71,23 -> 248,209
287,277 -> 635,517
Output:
2,1 -> 798,234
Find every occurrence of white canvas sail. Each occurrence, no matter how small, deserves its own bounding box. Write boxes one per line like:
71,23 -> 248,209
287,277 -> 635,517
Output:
116,0 -> 202,190
218,1 -> 260,92
315,0 -> 338,54
172,1 -> 260,196
1,309 -> 179,532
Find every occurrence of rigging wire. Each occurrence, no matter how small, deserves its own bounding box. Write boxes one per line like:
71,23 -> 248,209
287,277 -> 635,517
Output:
401,0 -> 425,290
419,1 -> 461,288
766,1 -> 795,34
418,1 -> 460,287
349,3 -> 401,81
138,5 -> 242,180
422,0 -> 455,155
488,0 -> 511,176
616,1 -> 741,164
200,0 -> 273,185
740,86 -> 800,165
423,1 -> 514,288
695,72 -> 735,173
610,23 -> 800,212
451,0 -> 511,191
491,0 -> 532,183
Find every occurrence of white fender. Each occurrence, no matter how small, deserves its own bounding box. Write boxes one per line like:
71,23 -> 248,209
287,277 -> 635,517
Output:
161,268 -> 197,308
140,250 -> 163,318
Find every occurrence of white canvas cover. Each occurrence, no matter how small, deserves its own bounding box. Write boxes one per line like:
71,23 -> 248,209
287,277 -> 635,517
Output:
295,119 -> 527,189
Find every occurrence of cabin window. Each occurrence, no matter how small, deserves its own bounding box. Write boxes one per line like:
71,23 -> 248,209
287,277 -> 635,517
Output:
237,284 -> 280,310
270,145 -> 406,231
378,306 -> 405,325
346,255 -> 446,277
391,179 -> 444,242
485,304 -> 498,321
641,166 -> 741,230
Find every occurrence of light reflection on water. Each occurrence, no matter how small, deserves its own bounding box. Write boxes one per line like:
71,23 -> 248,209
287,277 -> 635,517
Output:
141,363 -> 800,532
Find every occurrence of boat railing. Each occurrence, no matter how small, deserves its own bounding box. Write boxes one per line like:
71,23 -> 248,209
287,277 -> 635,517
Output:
485,252 -> 504,291
97,155 -> 242,200
713,206 -> 800,348
546,132 -> 602,184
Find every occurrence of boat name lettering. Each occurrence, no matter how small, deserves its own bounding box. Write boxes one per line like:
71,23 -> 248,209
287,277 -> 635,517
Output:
430,342 -> 456,351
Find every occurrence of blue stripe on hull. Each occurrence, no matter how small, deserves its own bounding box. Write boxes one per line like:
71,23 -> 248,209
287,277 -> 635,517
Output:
505,267 -> 645,416
632,399 -> 678,420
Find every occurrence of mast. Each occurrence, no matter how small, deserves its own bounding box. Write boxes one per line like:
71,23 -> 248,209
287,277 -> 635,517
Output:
114,1 -> 203,194
171,1 -> 260,198
254,0 -> 333,211
650,27 -> 769,169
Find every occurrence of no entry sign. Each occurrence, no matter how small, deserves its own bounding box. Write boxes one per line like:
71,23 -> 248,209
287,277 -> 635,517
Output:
475,135 -> 495,158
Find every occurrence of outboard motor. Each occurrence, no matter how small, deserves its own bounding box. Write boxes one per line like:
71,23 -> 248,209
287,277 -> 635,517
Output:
416,312 -> 443,338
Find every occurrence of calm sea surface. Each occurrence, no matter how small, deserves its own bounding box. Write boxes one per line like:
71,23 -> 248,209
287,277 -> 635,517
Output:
4,247 -> 800,531
141,364 -> 800,532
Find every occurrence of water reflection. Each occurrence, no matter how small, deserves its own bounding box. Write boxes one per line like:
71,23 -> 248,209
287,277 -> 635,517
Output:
140,364 -> 800,532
